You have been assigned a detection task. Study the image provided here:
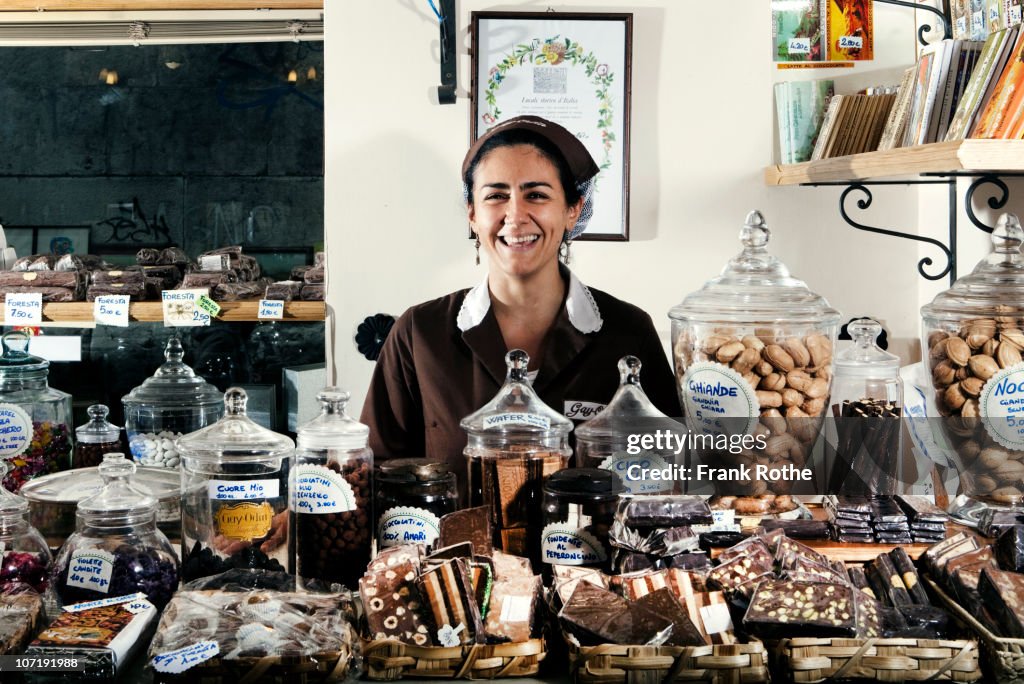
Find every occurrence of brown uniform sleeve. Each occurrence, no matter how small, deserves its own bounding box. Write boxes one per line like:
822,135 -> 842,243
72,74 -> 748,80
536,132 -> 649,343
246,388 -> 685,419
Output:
360,309 -> 426,460
636,314 -> 683,419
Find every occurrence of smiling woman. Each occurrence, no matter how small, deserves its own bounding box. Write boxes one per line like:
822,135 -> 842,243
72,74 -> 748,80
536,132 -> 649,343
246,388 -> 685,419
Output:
360,115 -> 680,500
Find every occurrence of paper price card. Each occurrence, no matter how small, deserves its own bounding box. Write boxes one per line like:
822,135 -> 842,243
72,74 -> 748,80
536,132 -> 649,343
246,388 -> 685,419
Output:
162,289 -> 210,327
4,293 -> 42,325
787,38 -> 811,54
196,294 -> 221,318
94,295 -> 130,327
258,299 -> 284,320
152,641 -> 220,674
66,549 -> 115,593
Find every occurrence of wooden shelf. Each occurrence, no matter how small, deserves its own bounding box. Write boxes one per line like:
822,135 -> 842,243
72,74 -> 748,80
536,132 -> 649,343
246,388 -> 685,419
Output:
0,300 -> 325,325
765,139 -> 1024,186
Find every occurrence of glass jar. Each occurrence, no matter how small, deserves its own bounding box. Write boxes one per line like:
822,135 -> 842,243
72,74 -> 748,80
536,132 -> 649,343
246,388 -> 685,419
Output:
668,210 -> 840,500
177,387 -> 294,582
828,319 -> 903,495
462,349 -> 572,564
0,330 -> 73,493
292,387 -> 372,591
121,336 -> 224,469
575,356 -> 686,495
52,454 -> 179,608
921,212 -> 1024,510
541,468 -> 623,572
0,460 -> 52,594
375,459 -> 458,552
73,404 -> 124,469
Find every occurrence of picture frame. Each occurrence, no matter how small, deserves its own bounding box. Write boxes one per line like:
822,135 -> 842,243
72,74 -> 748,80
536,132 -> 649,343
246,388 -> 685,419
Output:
470,11 -> 633,241
3,225 -> 91,258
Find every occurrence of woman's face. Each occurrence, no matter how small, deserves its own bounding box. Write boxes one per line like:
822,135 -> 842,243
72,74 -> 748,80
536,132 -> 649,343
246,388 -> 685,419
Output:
468,144 -> 580,280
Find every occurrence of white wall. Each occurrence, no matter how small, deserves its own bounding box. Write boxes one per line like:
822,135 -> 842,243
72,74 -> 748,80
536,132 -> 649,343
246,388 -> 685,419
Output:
326,1 -> 936,411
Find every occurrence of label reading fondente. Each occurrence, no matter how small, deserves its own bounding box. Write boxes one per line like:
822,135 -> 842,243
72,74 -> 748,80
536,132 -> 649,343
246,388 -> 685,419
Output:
682,361 -> 760,438
258,299 -> 285,320
541,522 -> 607,565
379,506 -> 441,548
66,548 -> 115,593
293,464 -> 356,514
152,641 -> 220,674
787,37 -> 811,54
600,452 -> 674,494
208,479 -> 280,501
482,413 -> 550,430
980,362 -> 1024,449
0,403 -> 32,457
4,292 -> 42,325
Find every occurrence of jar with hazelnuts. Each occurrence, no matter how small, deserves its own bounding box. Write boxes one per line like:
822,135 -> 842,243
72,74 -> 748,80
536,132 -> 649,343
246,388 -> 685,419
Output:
921,212 -> 1024,510
668,210 -> 840,511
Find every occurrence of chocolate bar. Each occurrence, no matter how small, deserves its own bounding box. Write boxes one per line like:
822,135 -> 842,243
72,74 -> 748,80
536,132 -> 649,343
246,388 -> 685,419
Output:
871,497 -> 908,524
552,565 -> 609,606
760,519 -> 830,539
744,580 -> 858,638
707,555 -> 773,597
597,602 -> 673,646
360,555 -> 434,646
417,558 -> 483,645
870,554 -> 913,607
265,280 -> 304,301
0,270 -> 81,289
91,269 -> 144,285
996,526 -> 1024,573
634,588 -> 705,647
426,543 -> 474,562
775,537 -> 830,568
923,532 -> 979,577
943,546 -> 996,585
895,495 -> 948,524
888,548 -> 930,605
716,536 -> 773,567
615,496 -> 713,529
484,575 -> 540,643
492,550 -> 533,581
759,528 -> 786,554
979,508 -> 1024,537
664,552 -> 712,571
979,568 -> 1024,638
950,565 -> 988,618
301,284 -> 325,301
439,506 -> 493,556
0,286 -> 76,302
612,550 -> 656,574
87,282 -> 146,301
0,590 -> 43,655
559,582 -> 629,645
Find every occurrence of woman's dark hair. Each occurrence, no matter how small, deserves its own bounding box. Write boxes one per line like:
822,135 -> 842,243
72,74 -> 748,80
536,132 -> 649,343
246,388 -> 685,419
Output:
463,128 -> 581,206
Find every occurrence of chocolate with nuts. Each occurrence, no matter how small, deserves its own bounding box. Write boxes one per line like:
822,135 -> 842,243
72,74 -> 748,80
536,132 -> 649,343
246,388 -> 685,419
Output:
744,580 -> 858,638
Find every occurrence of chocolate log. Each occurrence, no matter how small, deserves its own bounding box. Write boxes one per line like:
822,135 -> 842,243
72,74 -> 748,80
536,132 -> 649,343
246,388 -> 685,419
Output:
301,284 -> 325,301
615,496 -> 713,529
0,270 -> 81,289
87,282 -> 146,301
91,269 -> 145,285
869,553 -> 913,607
265,280 -> 305,301
0,286 -> 77,302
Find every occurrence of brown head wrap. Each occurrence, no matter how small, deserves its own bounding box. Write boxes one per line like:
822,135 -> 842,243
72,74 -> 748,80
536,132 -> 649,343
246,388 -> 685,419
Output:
462,115 -> 599,185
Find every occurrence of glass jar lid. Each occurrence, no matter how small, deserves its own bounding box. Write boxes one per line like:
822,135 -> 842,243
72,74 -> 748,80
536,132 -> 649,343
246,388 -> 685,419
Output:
377,458 -> 452,483
543,467 -> 624,503
121,336 -> 224,408
76,404 -> 121,444
834,318 -> 901,379
0,460 -> 29,517
296,387 -> 369,450
922,212 -> 1024,321
176,387 -> 294,462
20,464 -> 179,506
576,356 -> 682,444
0,330 -> 49,381
77,453 -> 157,524
668,210 -> 841,325
460,350 -> 573,437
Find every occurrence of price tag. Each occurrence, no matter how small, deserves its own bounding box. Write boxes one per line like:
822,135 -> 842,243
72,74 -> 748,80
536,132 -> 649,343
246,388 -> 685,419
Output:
258,299 -> 284,320
152,641 -> 220,674
161,289 -> 210,327
94,295 -> 130,327
66,549 -> 115,593
838,35 -> 863,49
64,592 -> 148,613
1012,6 -> 1022,24
199,254 -> 230,271
787,38 -> 811,54
4,293 -> 42,325
196,295 -> 221,318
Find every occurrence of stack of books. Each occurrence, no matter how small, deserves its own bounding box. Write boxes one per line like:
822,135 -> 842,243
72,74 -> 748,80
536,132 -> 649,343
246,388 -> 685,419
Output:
809,87 -> 898,160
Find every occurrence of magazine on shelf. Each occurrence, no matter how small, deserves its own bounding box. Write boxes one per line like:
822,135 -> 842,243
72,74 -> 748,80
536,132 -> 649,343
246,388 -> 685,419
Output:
903,41 -> 953,146
1006,0 -> 1024,27
971,26 -> 1024,137
811,93 -> 844,160
878,67 -> 917,151
776,80 -> 835,163
826,0 -> 874,60
946,28 -> 1015,139
772,0 -> 825,62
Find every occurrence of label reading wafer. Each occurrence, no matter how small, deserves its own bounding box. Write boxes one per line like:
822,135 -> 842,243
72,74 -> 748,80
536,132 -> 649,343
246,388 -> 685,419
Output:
482,413 -> 550,430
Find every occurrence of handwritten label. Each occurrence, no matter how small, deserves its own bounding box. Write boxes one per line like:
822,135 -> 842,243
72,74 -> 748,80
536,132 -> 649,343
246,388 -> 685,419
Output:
990,6 -> 1001,22
1012,6 -> 1022,24
196,294 -> 221,318
981,363 -> 1024,449
258,299 -> 284,320
600,452 -> 675,494
161,289 -> 210,327
541,523 -> 607,565
0,403 -> 32,457
563,401 -> 605,421
66,548 -> 115,593
956,17 -> 968,35
378,506 -> 442,549
64,592 -> 148,612
152,641 -> 220,674
682,361 -> 760,438
215,501 -> 274,541
482,413 -> 551,430
972,12 -> 985,35
838,35 -> 863,49
208,479 -> 280,500
437,623 -> 465,647
4,293 -> 42,325
292,464 -> 356,514
787,38 -> 811,54
94,295 -> 130,327
123,597 -> 155,614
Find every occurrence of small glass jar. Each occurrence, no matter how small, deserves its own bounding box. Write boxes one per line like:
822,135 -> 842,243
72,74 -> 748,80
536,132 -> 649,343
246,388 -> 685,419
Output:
0,331 -> 73,493
73,405 -> 124,469
575,356 -> 686,495
462,350 -> 572,564
292,387 -> 373,591
121,336 -> 224,469
375,459 -> 458,552
52,454 -> 179,608
177,388 -> 294,582
0,460 -> 52,594
541,468 -> 623,572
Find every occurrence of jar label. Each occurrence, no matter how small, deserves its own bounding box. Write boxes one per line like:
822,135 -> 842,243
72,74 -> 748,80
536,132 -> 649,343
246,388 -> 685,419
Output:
215,501 -> 274,541
681,361 -> 760,438
378,506 -> 442,549
292,464 -> 357,514
599,452 -> 675,494
0,403 -> 32,458
66,548 -> 115,593
482,413 -> 551,430
208,479 -> 280,501
541,522 -> 606,565
152,641 -> 221,674
63,592 -> 148,613
980,362 -> 1024,450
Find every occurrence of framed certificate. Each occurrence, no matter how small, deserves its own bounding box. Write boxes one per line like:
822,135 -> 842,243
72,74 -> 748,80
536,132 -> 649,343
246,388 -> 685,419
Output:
471,12 -> 633,241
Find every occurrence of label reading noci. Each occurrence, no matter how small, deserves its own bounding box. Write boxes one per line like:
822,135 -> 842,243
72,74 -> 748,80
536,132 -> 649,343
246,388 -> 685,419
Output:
981,362 -> 1024,449
378,506 -> 442,549
541,522 -> 607,565
0,403 -> 32,457
292,464 -> 356,514
599,452 -> 674,494
67,548 -> 115,593
681,361 -> 760,438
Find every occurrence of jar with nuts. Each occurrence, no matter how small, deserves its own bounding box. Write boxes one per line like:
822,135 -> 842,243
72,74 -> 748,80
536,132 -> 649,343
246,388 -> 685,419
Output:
575,356 -> 686,495
668,210 -> 840,504
921,212 -> 1024,509
292,387 -> 373,591
73,404 -> 124,469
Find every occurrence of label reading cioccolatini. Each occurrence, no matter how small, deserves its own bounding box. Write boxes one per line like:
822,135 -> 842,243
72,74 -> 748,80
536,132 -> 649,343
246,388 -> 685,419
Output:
292,464 -> 356,514
378,506 -> 442,549
541,522 -> 606,565
682,361 -> 760,437
981,362 -> 1024,450
215,502 -> 274,541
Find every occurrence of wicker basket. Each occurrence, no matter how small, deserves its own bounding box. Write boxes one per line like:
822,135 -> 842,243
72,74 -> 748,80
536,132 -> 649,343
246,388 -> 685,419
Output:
779,637 -> 981,683
361,637 -> 547,680
565,638 -> 771,684
152,650 -> 352,684
926,576 -> 1024,684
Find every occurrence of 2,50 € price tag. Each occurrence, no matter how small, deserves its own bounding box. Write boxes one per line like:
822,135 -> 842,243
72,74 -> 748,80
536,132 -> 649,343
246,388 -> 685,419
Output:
93,295 -> 130,327
4,293 -> 42,325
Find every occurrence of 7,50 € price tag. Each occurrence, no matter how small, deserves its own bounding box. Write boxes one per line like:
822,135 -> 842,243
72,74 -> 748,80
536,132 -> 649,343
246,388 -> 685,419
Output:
4,293 -> 42,325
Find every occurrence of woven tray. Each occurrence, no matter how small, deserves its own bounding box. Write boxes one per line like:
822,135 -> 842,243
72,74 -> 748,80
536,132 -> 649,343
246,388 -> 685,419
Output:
780,637 -> 981,683
152,650 -> 351,684
361,637 -> 546,680
566,638 -> 770,684
926,576 -> 1024,684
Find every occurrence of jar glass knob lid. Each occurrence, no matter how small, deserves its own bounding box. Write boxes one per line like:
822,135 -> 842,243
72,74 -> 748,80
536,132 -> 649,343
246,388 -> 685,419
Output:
992,212 -> 1023,259
618,355 -> 642,387
0,459 -> 29,516
77,404 -> 121,443
0,330 -> 47,369
318,387 -> 351,414
224,387 -> 248,416
296,386 -> 368,450
740,210 -> 770,249
835,317 -> 900,374
506,349 -> 529,383
77,452 -> 158,520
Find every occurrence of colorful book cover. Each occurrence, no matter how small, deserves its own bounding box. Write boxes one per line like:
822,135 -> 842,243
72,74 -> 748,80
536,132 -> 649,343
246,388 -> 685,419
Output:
1007,0 -> 1024,27
785,80 -> 835,162
827,0 -> 874,60
972,27 -> 1024,136
773,0 -> 824,62
947,30 -> 1007,140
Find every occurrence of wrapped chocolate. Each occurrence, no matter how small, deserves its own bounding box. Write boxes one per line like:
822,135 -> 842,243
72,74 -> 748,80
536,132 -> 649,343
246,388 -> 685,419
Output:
979,508 -> 1024,538
950,565 -> 988,618
91,269 -> 144,285
301,284 -> 325,301
559,582 -> 629,645
484,574 -> 541,643
612,550 -> 657,574
0,270 -> 81,289
716,535 -> 773,566
181,271 -> 236,288
996,526 -> 1024,573
439,506 -> 493,557
943,546 -> 996,585
304,265 -> 325,284
615,496 -> 713,530
897,604 -> 953,639
265,280 -> 304,301
136,248 -> 161,265
158,247 -> 189,266
775,536 -> 829,569
760,519 -> 830,539
869,554 -> 913,607
0,586 -> 43,655
980,567 -> 1024,637
664,553 -> 712,571
417,558 -> 483,645
213,280 -> 270,301
895,495 -> 948,524
141,265 -> 183,289
632,588 -> 704,646
0,286 -> 76,302
889,548 -> 930,605
847,567 -> 876,599
923,532 -> 979,577
360,546 -> 434,646
744,580 -> 858,638
11,254 -> 54,272
552,565 -> 609,606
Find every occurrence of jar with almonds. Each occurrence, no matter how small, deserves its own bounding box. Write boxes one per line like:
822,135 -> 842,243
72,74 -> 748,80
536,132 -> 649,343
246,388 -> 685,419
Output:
921,213 -> 1024,510
668,210 -> 841,511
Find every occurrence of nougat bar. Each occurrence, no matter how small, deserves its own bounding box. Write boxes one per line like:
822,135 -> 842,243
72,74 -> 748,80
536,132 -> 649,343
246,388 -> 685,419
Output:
361,546 -> 433,646
417,558 -> 483,645
979,568 -> 1024,638
0,591 -> 43,655
484,575 -> 541,643
744,580 -> 858,638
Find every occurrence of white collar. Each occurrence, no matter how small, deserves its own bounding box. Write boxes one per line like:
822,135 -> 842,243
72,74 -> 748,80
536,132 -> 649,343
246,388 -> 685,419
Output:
457,268 -> 603,334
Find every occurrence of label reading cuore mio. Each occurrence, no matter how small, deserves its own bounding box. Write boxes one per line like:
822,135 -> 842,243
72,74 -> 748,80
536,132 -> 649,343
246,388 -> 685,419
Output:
541,523 -> 607,565
681,361 -> 760,438
599,452 -> 674,494
292,464 -> 356,514
981,362 -> 1024,450
0,403 -> 31,457
378,506 -> 441,549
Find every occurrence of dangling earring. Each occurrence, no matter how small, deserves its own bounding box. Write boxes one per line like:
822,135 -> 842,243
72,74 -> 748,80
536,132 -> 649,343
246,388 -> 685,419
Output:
474,235 -> 481,266
560,232 -> 571,266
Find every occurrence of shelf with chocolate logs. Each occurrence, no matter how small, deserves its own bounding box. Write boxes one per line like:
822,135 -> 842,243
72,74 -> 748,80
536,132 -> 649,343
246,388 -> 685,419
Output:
0,300 -> 326,325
